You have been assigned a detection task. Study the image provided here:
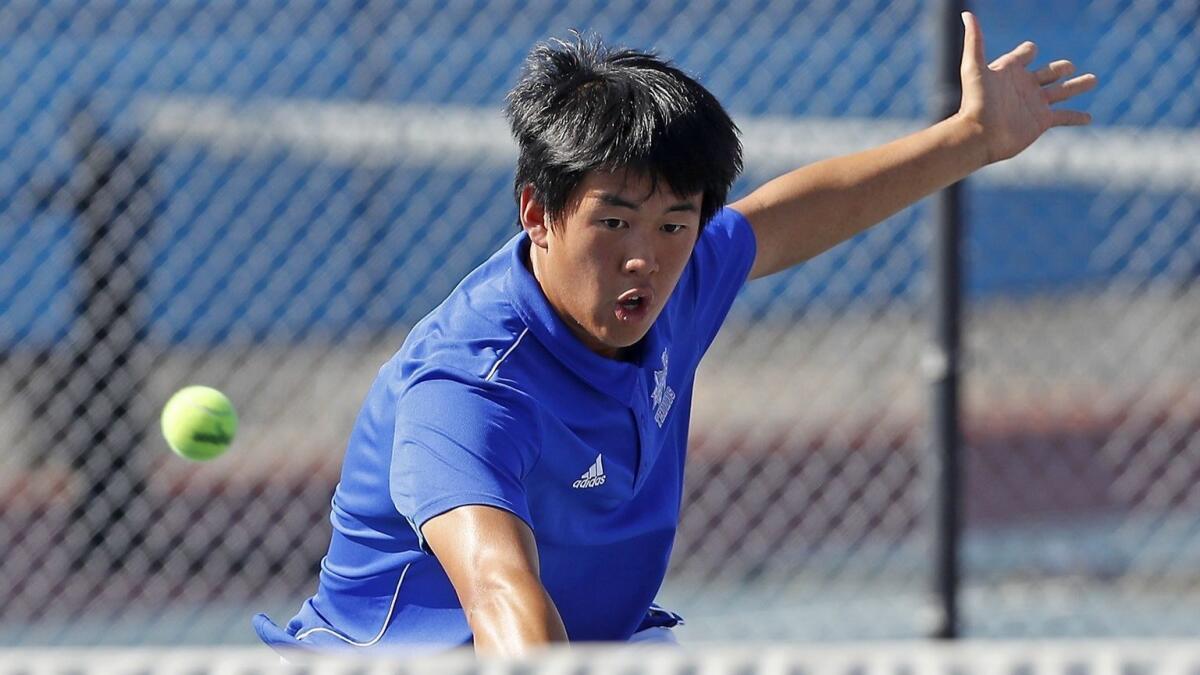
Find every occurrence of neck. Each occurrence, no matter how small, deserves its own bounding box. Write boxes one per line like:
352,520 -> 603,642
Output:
526,241 -> 622,360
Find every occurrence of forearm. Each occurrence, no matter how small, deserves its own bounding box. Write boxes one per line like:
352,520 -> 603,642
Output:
422,505 -> 566,656
464,577 -> 568,656
737,113 -> 988,279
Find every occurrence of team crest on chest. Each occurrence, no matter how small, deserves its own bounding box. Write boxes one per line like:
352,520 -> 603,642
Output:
651,348 -> 675,427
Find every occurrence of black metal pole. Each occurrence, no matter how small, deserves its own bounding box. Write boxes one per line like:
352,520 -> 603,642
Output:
929,0 -> 966,640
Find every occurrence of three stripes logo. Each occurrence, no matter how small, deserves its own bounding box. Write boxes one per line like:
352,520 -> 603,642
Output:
572,454 -> 606,489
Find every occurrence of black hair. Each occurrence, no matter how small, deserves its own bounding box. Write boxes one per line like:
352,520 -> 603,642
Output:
506,33 -> 742,230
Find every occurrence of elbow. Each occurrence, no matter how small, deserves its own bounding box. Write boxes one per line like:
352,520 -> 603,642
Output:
460,572 -> 526,622
458,570 -> 567,652
459,566 -> 546,628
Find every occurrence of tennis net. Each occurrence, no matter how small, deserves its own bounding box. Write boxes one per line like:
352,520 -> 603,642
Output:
7,642 -> 1200,675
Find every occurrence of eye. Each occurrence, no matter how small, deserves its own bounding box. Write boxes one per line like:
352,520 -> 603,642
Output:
600,218 -> 627,230
661,223 -> 688,234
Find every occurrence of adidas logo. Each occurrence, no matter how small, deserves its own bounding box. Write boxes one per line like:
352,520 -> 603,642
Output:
572,454 -> 606,489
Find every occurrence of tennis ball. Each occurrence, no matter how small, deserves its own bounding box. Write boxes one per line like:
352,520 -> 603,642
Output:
161,385 -> 238,461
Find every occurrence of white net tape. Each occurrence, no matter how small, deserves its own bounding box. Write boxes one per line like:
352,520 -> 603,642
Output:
7,642 -> 1200,675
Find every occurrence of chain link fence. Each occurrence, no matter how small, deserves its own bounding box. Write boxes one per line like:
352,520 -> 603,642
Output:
0,0 -> 1197,645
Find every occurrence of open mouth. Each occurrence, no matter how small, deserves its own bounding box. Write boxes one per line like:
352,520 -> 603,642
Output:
619,295 -> 645,311
615,289 -> 652,321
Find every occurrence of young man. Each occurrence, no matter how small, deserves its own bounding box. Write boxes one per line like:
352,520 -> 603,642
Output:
255,13 -> 1095,655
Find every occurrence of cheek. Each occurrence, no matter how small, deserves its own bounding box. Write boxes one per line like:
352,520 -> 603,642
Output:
558,237 -> 610,299
567,236 -> 617,279
663,240 -> 696,275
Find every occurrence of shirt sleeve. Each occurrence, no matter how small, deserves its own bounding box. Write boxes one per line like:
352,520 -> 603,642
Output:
389,377 -> 539,551
687,206 -> 757,352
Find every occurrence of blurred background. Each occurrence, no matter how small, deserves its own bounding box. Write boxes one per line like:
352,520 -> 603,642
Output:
0,0 -> 1197,649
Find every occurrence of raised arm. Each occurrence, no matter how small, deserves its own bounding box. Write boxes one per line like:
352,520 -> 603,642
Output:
422,504 -> 568,656
732,11 -> 1097,280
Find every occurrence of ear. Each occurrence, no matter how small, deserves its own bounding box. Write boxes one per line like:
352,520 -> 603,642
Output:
519,185 -> 550,249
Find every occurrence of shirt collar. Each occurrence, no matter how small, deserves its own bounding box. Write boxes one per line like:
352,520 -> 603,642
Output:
506,233 -> 661,405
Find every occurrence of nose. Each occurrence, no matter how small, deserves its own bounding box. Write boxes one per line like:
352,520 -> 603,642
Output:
623,233 -> 658,277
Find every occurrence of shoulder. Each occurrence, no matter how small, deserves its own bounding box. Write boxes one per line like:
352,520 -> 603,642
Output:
383,250 -> 542,426
678,206 -> 757,300
696,206 -> 756,257
398,372 -> 541,440
394,238 -> 533,384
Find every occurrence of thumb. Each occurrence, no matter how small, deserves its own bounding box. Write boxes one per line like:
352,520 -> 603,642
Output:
960,11 -> 985,74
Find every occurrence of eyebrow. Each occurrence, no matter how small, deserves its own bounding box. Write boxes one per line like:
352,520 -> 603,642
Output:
595,192 -> 699,213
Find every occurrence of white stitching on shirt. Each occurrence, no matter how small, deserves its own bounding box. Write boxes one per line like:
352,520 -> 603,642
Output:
294,563 -> 411,647
485,327 -> 529,381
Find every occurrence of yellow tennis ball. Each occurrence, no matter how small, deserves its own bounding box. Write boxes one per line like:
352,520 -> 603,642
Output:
161,386 -> 238,461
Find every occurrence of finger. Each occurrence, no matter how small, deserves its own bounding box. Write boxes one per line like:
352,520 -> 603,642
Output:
960,11 -> 985,73
1044,73 -> 1098,104
992,41 -> 1037,70
1015,41 -> 1038,67
1033,59 -> 1075,85
1050,109 -> 1093,127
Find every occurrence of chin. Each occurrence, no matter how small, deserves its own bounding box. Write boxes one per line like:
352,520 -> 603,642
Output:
585,314 -> 655,357
601,326 -> 651,351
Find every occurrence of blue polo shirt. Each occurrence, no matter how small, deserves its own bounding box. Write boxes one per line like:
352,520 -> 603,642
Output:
254,206 -> 756,652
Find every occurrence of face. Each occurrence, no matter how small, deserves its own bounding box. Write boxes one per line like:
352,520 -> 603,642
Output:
521,170 -> 702,359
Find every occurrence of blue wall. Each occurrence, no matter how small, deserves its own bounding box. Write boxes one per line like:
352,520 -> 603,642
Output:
1,1 -> 1195,346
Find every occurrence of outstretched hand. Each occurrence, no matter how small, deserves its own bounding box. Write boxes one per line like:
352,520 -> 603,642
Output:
958,11 -> 1098,165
